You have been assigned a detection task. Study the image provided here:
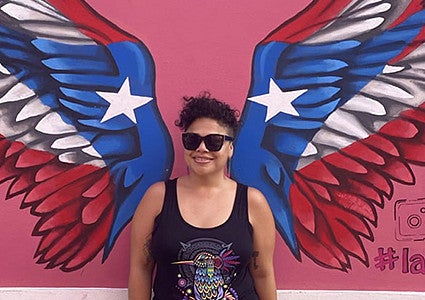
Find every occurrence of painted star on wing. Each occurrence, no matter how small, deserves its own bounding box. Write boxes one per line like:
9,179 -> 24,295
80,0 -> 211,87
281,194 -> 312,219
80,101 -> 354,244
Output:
97,77 -> 153,123
248,78 -> 307,121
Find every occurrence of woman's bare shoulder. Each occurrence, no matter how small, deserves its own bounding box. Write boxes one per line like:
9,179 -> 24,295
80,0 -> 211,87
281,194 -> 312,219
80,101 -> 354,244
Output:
146,181 -> 166,196
134,181 -> 167,217
246,186 -> 274,222
247,186 -> 267,206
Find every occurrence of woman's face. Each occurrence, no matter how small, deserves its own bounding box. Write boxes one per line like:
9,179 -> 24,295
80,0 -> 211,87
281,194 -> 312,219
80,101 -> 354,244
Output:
183,117 -> 234,177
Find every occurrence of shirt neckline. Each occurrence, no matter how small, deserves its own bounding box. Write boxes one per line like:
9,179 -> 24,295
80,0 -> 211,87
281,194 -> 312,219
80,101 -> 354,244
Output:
174,178 -> 239,230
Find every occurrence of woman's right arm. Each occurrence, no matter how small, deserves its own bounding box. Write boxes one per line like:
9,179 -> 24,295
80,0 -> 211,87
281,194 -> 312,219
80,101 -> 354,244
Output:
128,182 -> 165,300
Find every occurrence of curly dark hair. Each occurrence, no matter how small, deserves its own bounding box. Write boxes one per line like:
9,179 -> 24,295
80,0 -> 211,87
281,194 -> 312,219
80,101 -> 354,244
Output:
175,92 -> 239,135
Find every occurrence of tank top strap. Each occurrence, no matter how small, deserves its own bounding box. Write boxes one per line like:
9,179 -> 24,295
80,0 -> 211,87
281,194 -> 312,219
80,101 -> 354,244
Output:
162,178 -> 178,215
232,182 -> 249,221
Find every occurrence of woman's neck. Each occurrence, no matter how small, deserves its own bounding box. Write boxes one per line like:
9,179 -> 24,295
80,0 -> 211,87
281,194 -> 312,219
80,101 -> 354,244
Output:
184,171 -> 230,188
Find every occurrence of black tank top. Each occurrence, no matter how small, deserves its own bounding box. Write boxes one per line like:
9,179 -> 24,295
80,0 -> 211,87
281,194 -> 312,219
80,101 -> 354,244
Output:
151,178 -> 259,300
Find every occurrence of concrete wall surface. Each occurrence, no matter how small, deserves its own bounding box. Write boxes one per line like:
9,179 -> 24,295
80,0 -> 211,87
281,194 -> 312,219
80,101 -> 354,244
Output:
0,289 -> 424,300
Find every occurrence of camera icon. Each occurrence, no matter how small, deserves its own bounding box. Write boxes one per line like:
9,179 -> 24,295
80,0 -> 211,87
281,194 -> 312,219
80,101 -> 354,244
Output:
394,198 -> 425,241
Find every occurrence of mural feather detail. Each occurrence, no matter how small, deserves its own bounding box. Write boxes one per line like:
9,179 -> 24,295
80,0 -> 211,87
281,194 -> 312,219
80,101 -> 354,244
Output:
232,0 -> 425,271
0,0 -> 173,271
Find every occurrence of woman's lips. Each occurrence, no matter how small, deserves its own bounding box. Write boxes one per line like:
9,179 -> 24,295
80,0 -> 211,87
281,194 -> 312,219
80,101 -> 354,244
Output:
193,156 -> 213,163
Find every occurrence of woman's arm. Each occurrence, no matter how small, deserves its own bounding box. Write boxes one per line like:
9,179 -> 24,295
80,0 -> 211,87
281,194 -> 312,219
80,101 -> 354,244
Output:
248,187 -> 277,300
128,182 -> 165,300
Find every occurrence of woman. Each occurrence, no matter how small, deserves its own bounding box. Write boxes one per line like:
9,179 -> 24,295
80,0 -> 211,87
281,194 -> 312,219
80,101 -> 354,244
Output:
128,94 -> 277,300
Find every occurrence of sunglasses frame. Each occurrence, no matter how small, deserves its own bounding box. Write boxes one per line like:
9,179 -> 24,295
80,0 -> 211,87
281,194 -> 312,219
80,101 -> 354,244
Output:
182,132 -> 234,152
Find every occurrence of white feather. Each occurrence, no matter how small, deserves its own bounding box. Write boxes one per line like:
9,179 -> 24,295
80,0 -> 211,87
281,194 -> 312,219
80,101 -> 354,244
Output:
325,110 -> 370,140
342,94 -> 387,116
383,64 -> 405,74
0,63 -> 10,75
1,1 -> 67,22
350,2 -> 391,18
313,128 -> 357,149
35,112 -> 77,135
0,82 -> 36,103
51,135 -> 91,150
82,146 -> 103,158
300,142 -> 318,157
16,97 -> 51,122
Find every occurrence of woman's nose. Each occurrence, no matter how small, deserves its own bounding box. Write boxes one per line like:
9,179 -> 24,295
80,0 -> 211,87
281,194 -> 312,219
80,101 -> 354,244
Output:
196,140 -> 208,151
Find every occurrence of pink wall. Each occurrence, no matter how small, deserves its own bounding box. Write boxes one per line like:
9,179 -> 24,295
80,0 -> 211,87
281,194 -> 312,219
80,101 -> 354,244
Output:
2,0 -> 425,293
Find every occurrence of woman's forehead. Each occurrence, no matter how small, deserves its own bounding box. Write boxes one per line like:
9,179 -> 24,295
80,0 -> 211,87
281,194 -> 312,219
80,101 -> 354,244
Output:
187,117 -> 230,133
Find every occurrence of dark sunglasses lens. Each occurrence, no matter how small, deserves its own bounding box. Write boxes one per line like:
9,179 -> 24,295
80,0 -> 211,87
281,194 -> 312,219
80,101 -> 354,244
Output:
182,133 -> 227,151
204,134 -> 224,151
182,133 -> 201,150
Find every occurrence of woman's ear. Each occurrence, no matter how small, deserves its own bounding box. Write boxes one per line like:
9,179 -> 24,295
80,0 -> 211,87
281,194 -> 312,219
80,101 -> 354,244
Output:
228,142 -> 234,159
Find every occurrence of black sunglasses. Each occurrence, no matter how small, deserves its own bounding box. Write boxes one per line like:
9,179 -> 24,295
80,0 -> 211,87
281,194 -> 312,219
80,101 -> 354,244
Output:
182,133 -> 234,151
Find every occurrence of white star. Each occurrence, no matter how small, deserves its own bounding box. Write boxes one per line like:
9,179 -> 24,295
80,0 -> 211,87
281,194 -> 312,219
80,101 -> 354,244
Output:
248,78 -> 307,121
97,77 -> 153,123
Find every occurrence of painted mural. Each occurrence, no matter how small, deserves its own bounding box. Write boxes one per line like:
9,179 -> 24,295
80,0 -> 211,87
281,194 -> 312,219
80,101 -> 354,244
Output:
1,0 -> 425,291
0,0 -> 174,272
233,0 -> 425,272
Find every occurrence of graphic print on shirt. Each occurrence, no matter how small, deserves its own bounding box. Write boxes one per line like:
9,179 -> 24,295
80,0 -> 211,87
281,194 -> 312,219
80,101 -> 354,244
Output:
172,238 -> 241,300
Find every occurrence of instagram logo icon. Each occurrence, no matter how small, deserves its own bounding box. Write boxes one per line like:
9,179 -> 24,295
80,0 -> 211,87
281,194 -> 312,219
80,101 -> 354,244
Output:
394,198 -> 425,241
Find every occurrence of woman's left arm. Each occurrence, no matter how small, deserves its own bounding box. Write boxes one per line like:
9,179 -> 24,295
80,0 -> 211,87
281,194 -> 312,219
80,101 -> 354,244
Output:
248,187 -> 277,300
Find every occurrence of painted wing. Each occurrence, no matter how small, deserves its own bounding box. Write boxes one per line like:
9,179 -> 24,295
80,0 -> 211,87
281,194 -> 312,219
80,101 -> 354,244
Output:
231,0 -> 425,270
0,0 -> 173,271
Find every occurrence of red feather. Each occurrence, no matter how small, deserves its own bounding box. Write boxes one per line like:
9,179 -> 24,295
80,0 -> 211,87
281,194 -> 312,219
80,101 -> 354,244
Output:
291,105 -> 425,270
0,134 -> 115,271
